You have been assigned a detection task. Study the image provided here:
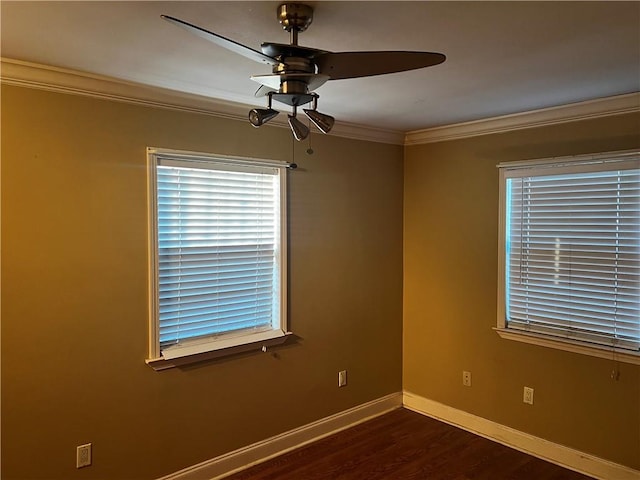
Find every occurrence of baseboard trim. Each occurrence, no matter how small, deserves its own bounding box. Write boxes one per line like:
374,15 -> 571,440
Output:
159,392 -> 403,480
403,391 -> 640,480
159,391 -> 638,480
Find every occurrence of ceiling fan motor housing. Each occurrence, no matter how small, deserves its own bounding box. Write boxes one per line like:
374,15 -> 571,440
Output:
274,56 -> 313,74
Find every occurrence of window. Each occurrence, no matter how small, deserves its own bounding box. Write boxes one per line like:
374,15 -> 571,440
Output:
146,148 -> 290,369
497,150 -> 640,364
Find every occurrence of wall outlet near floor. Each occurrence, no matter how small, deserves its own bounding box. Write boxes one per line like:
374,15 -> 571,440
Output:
523,386 -> 534,405
338,370 -> 347,387
76,443 -> 92,468
462,371 -> 472,387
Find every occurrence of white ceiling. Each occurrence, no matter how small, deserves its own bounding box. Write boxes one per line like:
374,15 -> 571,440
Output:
2,1 -> 639,133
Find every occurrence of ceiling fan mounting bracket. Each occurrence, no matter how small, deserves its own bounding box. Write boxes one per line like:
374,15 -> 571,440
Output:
277,3 -> 313,33
277,3 -> 313,45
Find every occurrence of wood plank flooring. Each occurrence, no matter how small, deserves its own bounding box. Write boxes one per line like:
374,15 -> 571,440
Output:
224,408 -> 594,480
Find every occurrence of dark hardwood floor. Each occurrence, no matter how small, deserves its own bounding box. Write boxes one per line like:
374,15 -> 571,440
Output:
224,408 -> 594,480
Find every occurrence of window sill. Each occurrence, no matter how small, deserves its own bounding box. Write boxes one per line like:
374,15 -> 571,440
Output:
494,328 -> 640,365
146,331 -> 293,371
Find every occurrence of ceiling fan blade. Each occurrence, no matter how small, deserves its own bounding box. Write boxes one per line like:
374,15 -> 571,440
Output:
161,15 -> 279,66
315,51 -> 446,80
255,85 -> 277,97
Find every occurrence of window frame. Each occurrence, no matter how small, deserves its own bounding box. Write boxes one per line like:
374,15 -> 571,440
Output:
496,149 -> 640,365
145,147 -> 291,370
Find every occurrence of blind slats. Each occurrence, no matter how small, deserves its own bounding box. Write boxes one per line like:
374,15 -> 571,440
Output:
504,162 -> 640,350
155,161 -> 282,349
160,294 -> 273,315
160,305 -> 273,326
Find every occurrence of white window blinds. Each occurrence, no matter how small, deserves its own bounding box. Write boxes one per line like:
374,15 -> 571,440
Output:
151,154 -> 286,357
501,154 -> 640,351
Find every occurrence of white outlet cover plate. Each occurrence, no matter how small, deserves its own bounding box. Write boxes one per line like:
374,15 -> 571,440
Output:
76,443 -> 92,468
338,370 -> 347,387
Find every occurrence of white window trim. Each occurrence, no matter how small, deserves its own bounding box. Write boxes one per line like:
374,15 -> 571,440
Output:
496,149 -> 640,365
493,327 -> 640,365
145,147 -> 292,370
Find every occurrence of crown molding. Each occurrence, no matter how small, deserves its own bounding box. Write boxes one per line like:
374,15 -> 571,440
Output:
3,58 -> 636,147
0,58 -> 405,145
405,92 -> 640,145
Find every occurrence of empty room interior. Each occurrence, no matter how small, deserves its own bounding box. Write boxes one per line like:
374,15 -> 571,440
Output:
1,2 -> 639,479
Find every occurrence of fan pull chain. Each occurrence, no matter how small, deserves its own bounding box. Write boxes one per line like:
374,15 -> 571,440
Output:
611,342 -> 620,381
307,120 -> 314,155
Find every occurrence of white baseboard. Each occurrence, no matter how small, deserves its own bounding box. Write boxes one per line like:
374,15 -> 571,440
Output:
403,391 -> 640,480
160,390 -> 638,480
159,392 -> 403,480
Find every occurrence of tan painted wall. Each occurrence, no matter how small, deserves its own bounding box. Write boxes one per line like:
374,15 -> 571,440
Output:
403,112 -> 640,469
1,85 -> 404,479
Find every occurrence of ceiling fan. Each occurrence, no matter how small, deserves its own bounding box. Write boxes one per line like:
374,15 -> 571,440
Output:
162,3 -> 446,140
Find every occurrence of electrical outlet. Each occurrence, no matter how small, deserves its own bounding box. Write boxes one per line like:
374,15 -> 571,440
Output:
462,371 -> 472,387
523,386 -> 534,405
76,443 -> 92,468
338,370 -> 347,387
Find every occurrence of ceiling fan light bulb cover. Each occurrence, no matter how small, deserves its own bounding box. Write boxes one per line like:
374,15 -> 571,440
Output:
288,115 -> 310,141
303,109 -> 335,134
249,108 -> 279,127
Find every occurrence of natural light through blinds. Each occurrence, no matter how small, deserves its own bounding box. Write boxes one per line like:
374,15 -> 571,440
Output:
154,156 -> 283,353
501,153 -> 640,351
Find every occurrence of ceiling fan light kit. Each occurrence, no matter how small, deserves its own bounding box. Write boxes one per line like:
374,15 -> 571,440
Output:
162,3 -> 445,141
303,108 -> 335,135
288,110 -> 311,141
248,107 -> 279,128
249,92 -> 280,127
